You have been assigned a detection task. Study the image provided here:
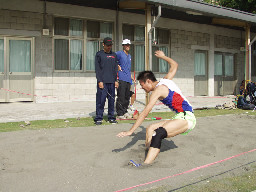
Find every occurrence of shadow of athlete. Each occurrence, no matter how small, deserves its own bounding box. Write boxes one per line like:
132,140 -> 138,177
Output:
117,50 -> 196,165
112,131 -> 145,153
113,129 -> 177,153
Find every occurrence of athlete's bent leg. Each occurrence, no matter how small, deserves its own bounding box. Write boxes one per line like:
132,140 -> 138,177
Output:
145,121 -> 168,148
144,127 -> 167,164
144,119 -> 188,164
150,127 -> 167,148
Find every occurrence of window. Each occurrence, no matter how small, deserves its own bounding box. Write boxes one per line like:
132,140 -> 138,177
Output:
123,24 -> 145,72
214,53 -> 223,75
214,52 -> 234,77
194,51 -> 207,76
224,55 -> 234,76
152,28 -> 169,72
86,21 -> 113,71
54,18 -> 83,71
9,40 -> 31,72
0,39 -> 3,72
54,18 -> 113,71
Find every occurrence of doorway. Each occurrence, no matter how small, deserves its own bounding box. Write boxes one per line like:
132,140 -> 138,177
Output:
194,50 -> 208,96
214,52 -> 235,96
0,37 -> 34,102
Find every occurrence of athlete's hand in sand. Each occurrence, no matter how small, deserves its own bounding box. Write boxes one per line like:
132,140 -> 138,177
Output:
154,50 -> 165,58
117,131 -> 133,137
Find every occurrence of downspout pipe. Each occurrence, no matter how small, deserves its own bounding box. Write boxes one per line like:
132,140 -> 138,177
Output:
116,0 -> 120,51
249,35 -> 256,82
149,5 -> 161,70
43,0 -> 47,28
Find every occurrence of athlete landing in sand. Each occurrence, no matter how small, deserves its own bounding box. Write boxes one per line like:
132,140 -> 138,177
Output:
117,50 -> 196,165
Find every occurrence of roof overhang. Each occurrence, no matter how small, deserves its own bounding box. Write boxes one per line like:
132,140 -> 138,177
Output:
144,0 -> 256,23
45,0 -> 256,31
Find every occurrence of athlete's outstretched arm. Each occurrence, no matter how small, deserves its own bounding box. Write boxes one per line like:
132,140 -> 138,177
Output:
116,87 -> 162,138
155,50 -> 178,80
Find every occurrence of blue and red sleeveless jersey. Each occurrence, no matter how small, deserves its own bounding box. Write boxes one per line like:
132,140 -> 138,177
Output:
157,79 -> 193,113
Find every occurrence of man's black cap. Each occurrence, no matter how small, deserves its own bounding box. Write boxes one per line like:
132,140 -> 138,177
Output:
103,37 -> 113,46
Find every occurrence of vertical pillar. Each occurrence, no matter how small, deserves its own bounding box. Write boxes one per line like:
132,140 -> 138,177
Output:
145,4 -> 151,104
208,33 -> 215,96
145,4 -> 151,71
245,25 -> 251,82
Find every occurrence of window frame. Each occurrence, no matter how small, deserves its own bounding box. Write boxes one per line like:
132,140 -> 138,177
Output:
0,38 -> 4,73
194,50 -> 208,76
214,52 -> 235,79
53,17 -> 84,72
152,28 -> 170,73
123,24 -> 145,72
85,20 -> 114,72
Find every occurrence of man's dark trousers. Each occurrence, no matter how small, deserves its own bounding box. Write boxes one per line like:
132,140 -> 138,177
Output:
116,80 -> 131,116
95,83 -> 116,122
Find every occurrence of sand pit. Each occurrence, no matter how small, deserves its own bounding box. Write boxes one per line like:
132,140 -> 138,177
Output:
0,114 -> 256,192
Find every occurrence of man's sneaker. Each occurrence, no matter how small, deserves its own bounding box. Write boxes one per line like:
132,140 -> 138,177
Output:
128,160 -> 141,167
108,119 -> 118,124
94,120 -> 102,125
124,112 -> 133,119
116,115 -> 126,119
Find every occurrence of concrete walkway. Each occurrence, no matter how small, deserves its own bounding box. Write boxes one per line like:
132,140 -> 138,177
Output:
0,95 -> 236,123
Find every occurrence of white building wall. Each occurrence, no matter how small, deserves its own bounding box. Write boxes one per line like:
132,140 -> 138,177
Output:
0,0 -> 249,103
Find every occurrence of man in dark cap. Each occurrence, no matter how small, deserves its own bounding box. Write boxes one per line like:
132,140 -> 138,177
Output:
94,37 -> 119,125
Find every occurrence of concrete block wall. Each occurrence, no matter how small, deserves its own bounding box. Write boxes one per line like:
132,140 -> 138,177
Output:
35,72 -> 98,103
170,29 -> 210,96
0,9 -> 42,31
215,35 -> 242,49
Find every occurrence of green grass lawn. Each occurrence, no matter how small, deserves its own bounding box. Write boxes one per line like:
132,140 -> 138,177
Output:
0,108 -> 255,132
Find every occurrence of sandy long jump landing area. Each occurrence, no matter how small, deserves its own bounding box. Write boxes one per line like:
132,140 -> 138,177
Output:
0,114 -> 256,192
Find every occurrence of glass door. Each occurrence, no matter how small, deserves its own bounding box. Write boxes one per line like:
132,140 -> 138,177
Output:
194,51 -> 208,96
0,37 -> 34,102
8,38 -> 34,102
214,52 -> 235,96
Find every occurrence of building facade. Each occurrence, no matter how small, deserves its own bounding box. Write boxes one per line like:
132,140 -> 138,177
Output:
0,0 -> 255,103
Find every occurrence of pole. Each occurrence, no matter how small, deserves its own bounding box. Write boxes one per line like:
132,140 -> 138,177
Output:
149,5 -> 161,71
145,4 -> 151,105
245,25 -> 250,83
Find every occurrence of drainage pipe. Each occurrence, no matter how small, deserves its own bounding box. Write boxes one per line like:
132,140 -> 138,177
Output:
148,5 -> 161,70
